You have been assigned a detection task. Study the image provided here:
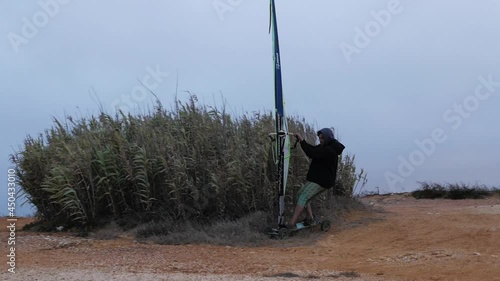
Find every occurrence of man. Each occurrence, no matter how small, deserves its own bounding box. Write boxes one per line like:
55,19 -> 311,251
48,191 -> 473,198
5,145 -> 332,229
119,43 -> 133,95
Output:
286,128 -> 345,229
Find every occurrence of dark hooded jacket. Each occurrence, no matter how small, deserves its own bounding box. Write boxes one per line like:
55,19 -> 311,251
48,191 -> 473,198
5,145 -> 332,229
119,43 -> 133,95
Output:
299,128 -> 345,189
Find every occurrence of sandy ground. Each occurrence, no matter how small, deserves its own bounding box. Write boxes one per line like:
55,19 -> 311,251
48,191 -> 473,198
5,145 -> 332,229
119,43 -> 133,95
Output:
1,194 -> 500,281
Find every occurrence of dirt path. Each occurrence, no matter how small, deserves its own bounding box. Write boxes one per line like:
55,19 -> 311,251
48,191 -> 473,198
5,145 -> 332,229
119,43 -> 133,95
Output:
2,194 -> 500,280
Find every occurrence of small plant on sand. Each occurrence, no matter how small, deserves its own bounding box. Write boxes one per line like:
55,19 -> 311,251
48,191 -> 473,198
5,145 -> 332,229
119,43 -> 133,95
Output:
411,182 -> 498,199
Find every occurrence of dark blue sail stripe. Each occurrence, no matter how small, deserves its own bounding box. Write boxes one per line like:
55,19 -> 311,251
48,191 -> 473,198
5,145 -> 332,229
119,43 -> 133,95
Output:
270,0 -> 284,118
270,0 -> 288,226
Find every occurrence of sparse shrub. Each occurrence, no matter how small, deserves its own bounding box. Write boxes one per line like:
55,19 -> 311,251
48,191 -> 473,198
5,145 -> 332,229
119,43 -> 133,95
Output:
328,271 -> 361,278
135,219 -> 175,238
91,221 -> 123,240
412,182 -> 497,199
446,183 -> 491,199
411,182 -> 448,199
312,194 -> 367,224
335,154 -> 368,197
135,211 -> 270,245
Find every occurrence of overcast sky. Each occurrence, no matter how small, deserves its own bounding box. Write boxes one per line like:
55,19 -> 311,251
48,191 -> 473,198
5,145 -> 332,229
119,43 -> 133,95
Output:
1,0 -> 499,215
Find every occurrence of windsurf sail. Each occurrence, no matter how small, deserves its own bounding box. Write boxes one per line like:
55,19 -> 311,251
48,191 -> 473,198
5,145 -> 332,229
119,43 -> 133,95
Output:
269,0 -> 291,227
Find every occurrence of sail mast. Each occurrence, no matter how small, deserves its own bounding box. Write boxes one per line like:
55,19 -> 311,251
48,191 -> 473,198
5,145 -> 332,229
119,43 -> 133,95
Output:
270,0 -> 290,226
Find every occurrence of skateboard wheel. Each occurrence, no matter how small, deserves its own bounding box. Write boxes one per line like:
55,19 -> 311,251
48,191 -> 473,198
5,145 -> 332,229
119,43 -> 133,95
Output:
320,220 -> 331,232
278,228 -> 289,239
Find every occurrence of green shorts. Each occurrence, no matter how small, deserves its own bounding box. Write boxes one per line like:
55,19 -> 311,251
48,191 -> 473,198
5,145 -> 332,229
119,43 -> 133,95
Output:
296,181 -> 327,207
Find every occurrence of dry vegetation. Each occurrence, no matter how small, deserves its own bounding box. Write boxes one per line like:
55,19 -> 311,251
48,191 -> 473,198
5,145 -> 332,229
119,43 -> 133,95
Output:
11,95 -> 367,243
411,182 -> 500,199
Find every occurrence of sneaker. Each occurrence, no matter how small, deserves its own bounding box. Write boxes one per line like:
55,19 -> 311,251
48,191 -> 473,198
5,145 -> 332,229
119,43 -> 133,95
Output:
285,223 -> 297,230
304,217 -> 318,226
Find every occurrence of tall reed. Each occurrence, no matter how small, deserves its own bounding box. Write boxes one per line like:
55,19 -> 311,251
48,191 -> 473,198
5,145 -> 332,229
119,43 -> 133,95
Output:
11,95 -> 366,228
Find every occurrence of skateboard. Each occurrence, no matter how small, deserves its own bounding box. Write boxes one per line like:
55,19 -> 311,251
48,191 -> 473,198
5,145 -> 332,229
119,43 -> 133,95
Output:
266,219 -> 331,239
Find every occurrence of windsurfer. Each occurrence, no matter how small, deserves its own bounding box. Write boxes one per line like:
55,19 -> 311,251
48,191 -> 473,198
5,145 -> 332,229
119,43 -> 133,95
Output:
286,128 -> 345,230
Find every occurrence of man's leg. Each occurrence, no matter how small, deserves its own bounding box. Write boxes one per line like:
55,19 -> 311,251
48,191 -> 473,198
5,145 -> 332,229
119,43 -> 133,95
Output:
306,202 -> 314,220
287,183 -> 308,227
288,204 -> 304,227
288,182 -> 325,227
290,203 -> 315,227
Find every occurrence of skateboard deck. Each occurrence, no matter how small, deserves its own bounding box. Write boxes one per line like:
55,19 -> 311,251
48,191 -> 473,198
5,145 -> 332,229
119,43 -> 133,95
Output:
266,219 -> 331,239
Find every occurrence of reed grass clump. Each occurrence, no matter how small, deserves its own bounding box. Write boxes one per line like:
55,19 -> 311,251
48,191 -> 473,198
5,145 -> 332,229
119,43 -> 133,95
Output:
12,95 -> 366,230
